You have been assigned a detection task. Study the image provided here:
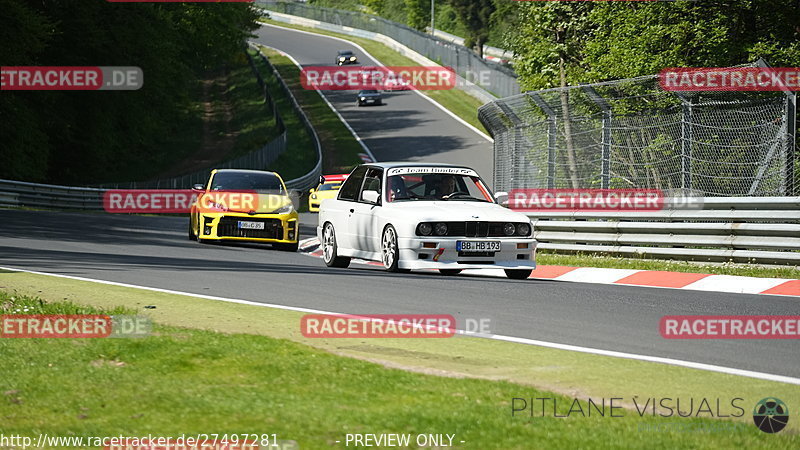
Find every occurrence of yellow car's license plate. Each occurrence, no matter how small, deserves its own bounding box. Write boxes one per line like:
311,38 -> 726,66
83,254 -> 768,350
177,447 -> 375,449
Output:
238,221 -> 265,230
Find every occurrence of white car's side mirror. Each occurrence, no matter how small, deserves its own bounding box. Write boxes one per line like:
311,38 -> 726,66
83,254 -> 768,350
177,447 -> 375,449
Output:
494,191 -> 509,207
362,190 -> 380,205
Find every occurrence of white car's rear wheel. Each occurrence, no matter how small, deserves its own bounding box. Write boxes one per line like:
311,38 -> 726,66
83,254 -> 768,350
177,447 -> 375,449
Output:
322,223 -> 350,268
381,225 -> 401,272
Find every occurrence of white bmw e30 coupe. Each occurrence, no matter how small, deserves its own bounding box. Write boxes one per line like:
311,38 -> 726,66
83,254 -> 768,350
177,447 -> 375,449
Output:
317,163 -> 537,279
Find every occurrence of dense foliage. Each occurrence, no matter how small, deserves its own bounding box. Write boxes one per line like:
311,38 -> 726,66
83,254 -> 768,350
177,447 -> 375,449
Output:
502,0 -> 800,91
0,0 -> 259,184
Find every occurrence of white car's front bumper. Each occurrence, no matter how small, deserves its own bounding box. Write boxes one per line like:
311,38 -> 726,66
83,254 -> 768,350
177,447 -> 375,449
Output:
396,236 -> 537,270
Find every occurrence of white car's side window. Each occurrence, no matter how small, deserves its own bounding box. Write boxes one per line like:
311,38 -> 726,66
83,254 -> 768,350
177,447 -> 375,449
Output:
359,168 -> 383,203
338,166 -> 368,202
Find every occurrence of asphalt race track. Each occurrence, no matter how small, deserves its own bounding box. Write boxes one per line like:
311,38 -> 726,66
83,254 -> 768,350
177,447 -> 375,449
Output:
1,209 -> 799,379
253,24 -> 494,182
1,25 -> 798,382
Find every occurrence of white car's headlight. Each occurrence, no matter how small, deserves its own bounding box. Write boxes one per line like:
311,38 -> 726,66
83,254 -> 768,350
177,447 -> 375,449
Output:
271,203 -> 294,214
434,222 -> 448,236
418,223 -> 433,235
503,223 -> 516,236
517,223 -> 531,236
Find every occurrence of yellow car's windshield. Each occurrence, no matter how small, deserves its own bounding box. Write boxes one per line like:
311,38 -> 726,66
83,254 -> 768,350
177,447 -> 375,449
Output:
211,172 -> 285,195
318,182 -> 342,192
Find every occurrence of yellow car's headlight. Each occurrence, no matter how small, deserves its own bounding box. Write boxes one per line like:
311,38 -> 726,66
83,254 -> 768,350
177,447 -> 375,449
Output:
310,194 -> 317,199
271,203 -> 294,214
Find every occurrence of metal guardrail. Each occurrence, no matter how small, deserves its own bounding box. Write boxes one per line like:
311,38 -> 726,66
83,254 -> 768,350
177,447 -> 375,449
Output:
2,176 -> 798,264
526,197 -> 800,265
0,179 -> 105,211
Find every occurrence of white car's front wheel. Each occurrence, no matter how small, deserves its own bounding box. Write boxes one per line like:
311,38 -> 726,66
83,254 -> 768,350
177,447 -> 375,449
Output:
381,225 -> 401,272
322,223 -> 350,268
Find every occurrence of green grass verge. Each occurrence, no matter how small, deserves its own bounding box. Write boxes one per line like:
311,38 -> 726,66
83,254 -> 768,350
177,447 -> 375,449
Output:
537,251 -> 800,279
260,19 -> 490,135
1,272 -> 798,447
256,46 -> 364,174
226,53 -> 284,158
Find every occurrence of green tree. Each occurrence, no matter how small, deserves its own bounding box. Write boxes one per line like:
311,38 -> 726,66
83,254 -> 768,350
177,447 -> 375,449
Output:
585,0 -> 800,80
406,0 -> 431,32
447,0 -> 495,58
503,3 -> 595,187
0,0 -> 259,184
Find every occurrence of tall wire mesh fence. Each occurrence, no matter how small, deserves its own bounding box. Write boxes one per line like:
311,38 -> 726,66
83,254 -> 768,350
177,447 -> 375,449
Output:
258,0 -> 520,99
478,66 -> 797,197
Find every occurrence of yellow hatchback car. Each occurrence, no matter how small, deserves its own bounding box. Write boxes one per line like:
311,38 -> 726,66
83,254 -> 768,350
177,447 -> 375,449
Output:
308,174 -> 347,212
189,169 -> 299,251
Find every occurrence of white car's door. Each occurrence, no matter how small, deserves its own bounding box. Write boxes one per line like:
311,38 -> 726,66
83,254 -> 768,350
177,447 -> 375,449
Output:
330,166 -> 368,252
350,167 -> 383,255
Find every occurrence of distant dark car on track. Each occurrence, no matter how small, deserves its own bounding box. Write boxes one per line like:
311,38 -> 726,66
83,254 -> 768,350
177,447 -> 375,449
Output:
336,50 -> 358,65
356,90 -> 382,107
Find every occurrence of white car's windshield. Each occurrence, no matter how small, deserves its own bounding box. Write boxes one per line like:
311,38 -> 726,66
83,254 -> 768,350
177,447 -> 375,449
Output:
385,169 -> 493,203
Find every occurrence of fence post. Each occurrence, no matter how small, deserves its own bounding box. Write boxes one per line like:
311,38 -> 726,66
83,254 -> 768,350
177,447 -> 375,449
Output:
787,91 -> 797,196
682,101 -> 693,190
671,90 -> 694,191
582,85 -> 612,189
528,92 -> 557,189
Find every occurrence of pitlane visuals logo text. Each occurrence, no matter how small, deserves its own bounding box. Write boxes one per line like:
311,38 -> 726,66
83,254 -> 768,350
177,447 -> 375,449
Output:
753,397 -> 789,433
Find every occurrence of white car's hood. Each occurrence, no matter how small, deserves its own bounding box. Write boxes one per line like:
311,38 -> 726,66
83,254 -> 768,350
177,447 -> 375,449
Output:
389,201 -> 529,222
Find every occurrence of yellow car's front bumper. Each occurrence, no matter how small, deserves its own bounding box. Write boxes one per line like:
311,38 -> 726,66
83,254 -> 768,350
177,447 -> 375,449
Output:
197,211 -> 299,243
